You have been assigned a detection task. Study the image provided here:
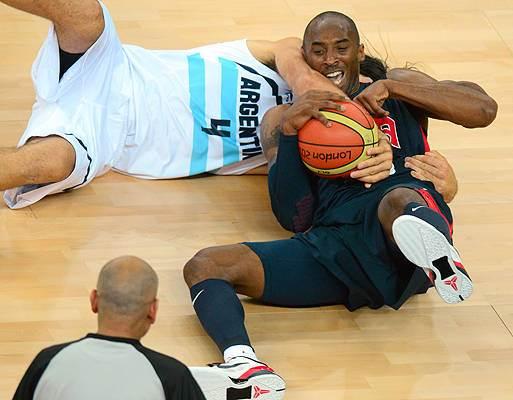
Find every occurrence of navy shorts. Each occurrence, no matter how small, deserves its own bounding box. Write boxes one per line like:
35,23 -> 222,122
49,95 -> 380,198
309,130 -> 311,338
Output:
243,239 -> 349,307
263,173 -> 452,310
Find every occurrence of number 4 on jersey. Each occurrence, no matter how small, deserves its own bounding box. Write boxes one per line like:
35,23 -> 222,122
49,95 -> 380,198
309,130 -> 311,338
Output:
202,119 -> 231,137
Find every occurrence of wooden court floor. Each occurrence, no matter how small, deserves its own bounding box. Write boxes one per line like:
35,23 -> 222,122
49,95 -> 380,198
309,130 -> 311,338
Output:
1,0 -> 513,399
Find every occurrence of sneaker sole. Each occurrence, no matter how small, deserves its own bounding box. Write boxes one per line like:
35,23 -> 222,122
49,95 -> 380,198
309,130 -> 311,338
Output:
392,215 -> 473,304
190,366 -> 285,400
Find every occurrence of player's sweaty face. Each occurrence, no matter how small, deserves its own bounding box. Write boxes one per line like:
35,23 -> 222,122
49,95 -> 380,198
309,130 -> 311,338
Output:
303,20 -> 364,96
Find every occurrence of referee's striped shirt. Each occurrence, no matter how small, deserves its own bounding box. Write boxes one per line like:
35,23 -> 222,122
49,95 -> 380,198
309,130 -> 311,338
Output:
13,333 -> 206,400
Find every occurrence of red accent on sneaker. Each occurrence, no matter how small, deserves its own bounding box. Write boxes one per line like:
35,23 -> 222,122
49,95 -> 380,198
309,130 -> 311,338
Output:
444,276 -> 458,290
254,386 -> 271,398
415,188 -> 453,235
239,365 -> 275,380
454,261 -> 465,270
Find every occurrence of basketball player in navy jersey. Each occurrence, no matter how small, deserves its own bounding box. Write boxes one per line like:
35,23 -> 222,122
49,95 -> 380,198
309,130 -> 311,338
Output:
184,11 -> 497,400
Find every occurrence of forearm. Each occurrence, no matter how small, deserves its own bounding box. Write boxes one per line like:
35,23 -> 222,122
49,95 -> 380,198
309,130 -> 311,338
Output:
268,134 -> 316,232
384,79 -> 497,128
272,38 -> 344,96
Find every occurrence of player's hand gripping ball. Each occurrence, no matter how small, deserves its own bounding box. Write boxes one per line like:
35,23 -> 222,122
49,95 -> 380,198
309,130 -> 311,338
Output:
298,101 -> 379,178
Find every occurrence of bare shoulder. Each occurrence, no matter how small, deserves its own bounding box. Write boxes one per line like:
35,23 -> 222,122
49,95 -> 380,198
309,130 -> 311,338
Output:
246,38 -> 302,70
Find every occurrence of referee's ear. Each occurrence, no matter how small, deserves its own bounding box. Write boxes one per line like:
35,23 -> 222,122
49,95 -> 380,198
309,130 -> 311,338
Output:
148,298 -> 159,324
90,289 -> 99,314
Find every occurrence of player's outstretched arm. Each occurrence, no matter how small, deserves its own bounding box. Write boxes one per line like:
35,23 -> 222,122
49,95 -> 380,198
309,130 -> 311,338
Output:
247,38 -> 345,96
355,68 -> 498,128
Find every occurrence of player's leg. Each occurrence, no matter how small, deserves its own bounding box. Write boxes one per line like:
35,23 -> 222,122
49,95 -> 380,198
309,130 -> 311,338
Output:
0,0 -> 103,197
378,186 -> 472,303
184,238 -> 348,399
184,243 -> 283,399
377,187 -> 427,242
0,0 -> 102,189
184,244 -> 264,360
2,1 -> 128,208
0,137 -> 75,191
0,0 -> 104,52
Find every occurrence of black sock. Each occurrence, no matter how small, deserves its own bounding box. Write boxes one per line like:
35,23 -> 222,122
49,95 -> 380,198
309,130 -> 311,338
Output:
190,279 -> 251,353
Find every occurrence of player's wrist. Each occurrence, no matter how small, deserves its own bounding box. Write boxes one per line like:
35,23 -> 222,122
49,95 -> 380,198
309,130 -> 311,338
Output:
383,78 -> 399,97
280,122 -> 298,136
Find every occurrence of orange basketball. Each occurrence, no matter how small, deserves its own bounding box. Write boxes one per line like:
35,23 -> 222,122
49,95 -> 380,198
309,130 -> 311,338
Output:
298,101 -> 379,179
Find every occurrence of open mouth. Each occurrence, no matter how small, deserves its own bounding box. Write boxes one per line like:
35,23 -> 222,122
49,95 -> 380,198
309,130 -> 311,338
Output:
325,71 -> 344,87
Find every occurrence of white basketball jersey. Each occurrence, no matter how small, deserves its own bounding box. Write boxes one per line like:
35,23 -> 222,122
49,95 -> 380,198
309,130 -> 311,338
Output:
114,40 -> 293,178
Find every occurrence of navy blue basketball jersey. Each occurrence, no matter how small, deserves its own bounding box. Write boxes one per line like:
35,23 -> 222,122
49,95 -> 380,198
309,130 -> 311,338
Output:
311,83 -> 433,223
373,94 -> 429,176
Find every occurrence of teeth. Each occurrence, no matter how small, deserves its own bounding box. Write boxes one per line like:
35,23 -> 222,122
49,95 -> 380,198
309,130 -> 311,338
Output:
326,71 -> 342,78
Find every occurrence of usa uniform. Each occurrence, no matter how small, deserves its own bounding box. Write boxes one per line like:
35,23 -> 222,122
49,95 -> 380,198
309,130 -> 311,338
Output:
246,83 -> 453,310
4,1 -> 292,209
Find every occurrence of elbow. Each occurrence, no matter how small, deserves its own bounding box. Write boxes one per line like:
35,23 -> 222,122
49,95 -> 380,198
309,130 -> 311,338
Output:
278,220 -> 295,232
272,209 -> 312,233
290,220 -> 311,233
463,99 -> 498,128
274,212 -> 311,233
482,98 -> 498,126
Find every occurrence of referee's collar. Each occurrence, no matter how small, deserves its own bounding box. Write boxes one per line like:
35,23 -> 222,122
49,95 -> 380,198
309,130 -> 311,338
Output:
86,332 -> 142,346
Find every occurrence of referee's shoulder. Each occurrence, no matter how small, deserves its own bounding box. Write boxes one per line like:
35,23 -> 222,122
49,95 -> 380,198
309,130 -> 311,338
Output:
134,343 -> 191,375
33,338 -> 84,362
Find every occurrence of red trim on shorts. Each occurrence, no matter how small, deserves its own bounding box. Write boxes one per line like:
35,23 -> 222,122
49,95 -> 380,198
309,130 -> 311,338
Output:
420,126 -> 430,152
415,188 -> 453,235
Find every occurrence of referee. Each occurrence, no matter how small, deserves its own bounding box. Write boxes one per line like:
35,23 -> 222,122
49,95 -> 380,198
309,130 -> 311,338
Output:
13,256 -> 206,400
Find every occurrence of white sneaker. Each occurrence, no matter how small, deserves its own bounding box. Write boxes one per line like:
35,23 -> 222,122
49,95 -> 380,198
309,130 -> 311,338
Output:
190,356 -> 285,400
393,215 -> 473,304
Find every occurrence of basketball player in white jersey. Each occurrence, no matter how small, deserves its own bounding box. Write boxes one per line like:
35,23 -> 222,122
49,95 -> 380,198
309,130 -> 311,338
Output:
0,0 -> 397,210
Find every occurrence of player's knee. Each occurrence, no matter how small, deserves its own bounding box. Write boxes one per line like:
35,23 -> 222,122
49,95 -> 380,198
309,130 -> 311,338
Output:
378,187 -> 421,239
54,1 -> 105,52
21,136 -> 75,184
183,248 -> 226,288
84,1 -> 104,31
76,1 -> 104,44
42,137 -> 76,182
51,142 -> 76,182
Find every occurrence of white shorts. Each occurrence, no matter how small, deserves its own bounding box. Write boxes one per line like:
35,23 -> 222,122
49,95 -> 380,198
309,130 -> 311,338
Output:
4,2 -> 290,209
4,1 -> 130,209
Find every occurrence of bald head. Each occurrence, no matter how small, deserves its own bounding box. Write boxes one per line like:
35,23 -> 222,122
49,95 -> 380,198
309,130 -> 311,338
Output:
302,11 -> 364,95
303,11 -> 360,47
96,256 -> 158,317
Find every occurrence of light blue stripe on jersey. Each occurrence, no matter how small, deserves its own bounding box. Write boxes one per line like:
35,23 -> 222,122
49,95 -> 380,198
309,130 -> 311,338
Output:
188,53 -> 208,175
219,58 -> 240,166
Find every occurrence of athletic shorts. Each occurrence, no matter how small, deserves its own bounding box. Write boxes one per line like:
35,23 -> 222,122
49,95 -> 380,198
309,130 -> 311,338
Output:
262,173 -> 452,311
3,1 -> 131,209
243,239 -> 349,307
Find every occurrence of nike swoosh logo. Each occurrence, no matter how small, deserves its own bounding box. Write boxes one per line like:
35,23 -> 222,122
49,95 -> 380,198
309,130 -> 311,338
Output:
411,206 -> 426,212
192,289 -> 205,307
